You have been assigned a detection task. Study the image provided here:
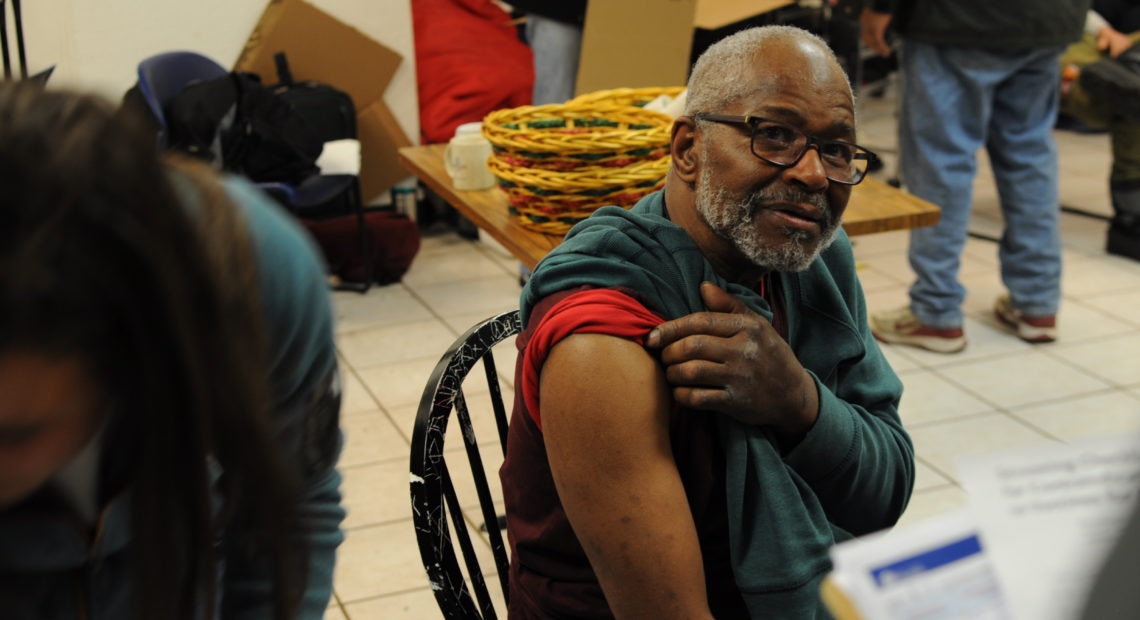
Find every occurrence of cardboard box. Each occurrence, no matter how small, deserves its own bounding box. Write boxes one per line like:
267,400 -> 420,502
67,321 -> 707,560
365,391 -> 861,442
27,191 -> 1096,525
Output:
574,0 -> 795,96
235,0 -> 412,201
575,0 -> 697,96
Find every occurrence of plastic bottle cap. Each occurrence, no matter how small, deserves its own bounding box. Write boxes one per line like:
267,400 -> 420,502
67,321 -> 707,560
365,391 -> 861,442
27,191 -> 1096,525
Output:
455,122 -> 483,137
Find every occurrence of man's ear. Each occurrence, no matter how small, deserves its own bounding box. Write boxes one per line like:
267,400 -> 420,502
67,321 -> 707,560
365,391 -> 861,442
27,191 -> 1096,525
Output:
670,117 -> 700,185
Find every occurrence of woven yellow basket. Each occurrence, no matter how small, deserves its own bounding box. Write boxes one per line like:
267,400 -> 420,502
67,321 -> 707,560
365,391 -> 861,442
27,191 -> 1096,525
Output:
482,100 -> 675,233
487,156 -> 670,233
567,86 -> 685,108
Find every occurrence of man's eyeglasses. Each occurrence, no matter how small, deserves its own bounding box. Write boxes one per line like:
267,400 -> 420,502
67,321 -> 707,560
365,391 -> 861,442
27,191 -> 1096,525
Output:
693,114 -> 878,186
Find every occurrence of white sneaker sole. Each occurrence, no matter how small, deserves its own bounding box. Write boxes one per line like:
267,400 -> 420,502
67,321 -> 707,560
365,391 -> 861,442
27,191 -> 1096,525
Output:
873,330 -> 967,354
994,302 -> 1057,344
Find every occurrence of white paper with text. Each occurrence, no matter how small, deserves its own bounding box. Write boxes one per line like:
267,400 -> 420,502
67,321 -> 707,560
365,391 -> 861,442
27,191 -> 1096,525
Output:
956,433 -> 1140,620
829,510 -> 1011,620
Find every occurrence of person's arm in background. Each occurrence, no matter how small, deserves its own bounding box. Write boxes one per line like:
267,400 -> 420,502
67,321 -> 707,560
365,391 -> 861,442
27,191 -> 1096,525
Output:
1087,9 -> 1135,57
859,0 -> 896,57
219,178 -> 346,619
540,333 -> 715,619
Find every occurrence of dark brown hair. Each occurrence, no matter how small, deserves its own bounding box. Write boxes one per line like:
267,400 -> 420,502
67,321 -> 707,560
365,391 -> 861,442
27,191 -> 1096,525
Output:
0,82 -> 302,619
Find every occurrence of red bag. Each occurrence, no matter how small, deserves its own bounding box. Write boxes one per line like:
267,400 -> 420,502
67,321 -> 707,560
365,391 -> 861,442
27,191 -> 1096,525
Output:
302,210 -> 421,285
412,0 -> 534,144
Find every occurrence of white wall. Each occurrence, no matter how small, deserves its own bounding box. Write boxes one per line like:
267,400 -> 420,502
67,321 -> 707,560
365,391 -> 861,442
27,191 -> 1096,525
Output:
20,0 -> 419,146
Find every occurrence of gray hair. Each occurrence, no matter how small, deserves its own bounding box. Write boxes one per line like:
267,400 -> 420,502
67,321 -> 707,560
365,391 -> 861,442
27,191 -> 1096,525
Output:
683,25 -> 854,116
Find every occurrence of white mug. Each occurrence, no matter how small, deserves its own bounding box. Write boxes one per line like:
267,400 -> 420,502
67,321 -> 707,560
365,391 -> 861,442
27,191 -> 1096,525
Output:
444,133 -> 496,191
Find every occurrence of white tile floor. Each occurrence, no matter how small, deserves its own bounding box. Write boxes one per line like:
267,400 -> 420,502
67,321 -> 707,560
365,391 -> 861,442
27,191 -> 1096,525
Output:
322,81 -> 1140,618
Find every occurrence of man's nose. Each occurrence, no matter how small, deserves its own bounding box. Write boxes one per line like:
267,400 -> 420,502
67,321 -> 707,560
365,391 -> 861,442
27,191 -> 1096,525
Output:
782,145 -> 830,192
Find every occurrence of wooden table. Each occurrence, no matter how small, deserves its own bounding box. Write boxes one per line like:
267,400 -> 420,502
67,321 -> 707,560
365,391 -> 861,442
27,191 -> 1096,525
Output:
399,144 -> 940,271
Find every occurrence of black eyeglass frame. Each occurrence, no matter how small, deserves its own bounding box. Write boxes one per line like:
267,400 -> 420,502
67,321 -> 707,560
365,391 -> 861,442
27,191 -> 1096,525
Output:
692,113 -> 879,186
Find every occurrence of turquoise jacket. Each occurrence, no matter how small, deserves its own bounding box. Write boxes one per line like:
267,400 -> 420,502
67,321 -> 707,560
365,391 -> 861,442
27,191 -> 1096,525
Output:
0,177 -> 345,619
521,191 -> 915,617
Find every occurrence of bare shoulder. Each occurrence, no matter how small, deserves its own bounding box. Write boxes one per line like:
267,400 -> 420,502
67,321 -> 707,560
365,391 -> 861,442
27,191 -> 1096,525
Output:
540,333 -> 671,466
542,334 -> 665,415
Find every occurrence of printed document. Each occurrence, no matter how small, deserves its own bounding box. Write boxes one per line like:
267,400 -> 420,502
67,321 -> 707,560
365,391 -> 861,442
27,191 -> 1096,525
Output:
957,433 -> 1140,620
829,510 -> 1011,620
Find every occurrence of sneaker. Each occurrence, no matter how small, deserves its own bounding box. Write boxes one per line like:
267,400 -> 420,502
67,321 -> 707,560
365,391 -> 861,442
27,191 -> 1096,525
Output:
993,295 -> 1057,343
871,306 -> 967,354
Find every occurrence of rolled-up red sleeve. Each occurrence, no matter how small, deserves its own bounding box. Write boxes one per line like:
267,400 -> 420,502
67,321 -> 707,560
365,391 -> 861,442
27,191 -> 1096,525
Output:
522,288 -> 664,430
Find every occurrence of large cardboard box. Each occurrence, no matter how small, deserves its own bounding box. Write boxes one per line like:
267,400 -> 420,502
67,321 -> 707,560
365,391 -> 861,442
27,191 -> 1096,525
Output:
235,0 -> 412,201
574,0 -> 794,96
575,0 -> 697,96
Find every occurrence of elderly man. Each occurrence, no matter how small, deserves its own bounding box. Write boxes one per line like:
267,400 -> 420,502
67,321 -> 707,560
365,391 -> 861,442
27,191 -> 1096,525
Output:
500,26 -> 914,619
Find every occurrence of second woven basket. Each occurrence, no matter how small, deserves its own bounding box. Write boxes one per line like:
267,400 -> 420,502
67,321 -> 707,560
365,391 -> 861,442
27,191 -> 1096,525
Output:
482,99 -> 675,234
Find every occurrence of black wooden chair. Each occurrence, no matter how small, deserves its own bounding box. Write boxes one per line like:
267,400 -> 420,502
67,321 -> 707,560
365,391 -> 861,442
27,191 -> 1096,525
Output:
410,309 -> 520,619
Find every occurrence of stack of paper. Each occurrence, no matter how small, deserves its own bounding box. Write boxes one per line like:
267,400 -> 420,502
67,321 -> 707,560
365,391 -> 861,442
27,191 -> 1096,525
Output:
826,433 -> 1140,620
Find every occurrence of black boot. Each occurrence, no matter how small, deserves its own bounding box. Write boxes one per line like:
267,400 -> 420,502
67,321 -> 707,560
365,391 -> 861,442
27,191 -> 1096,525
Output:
1108,183 -> 1140,261
1107,190 -> 1140,262
1108,218 -> 1140,261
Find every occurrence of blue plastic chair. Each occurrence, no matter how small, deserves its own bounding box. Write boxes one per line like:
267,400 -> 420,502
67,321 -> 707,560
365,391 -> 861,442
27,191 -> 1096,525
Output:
136,51 -> 229,148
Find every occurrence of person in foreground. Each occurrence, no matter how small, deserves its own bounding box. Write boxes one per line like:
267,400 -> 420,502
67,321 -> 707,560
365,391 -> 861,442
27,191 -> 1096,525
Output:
0,82 -> 345,619
500,26 -> 915,619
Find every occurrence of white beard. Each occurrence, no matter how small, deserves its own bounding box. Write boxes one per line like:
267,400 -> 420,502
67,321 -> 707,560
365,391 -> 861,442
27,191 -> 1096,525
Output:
695,151 -> 840,272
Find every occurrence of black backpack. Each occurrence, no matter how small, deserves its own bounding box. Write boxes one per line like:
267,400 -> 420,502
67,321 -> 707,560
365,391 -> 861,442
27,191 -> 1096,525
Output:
163,72 -> 324,185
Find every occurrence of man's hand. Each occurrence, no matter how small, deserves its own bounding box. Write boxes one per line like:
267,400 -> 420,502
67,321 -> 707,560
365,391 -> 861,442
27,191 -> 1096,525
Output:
860,8 -> 894,58
645,282 -> 819,447
1097,26 -> 1134,58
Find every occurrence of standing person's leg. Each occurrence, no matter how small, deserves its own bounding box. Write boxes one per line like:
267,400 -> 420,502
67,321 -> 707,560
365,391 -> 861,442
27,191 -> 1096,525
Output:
986,46 -> 1064,336
901,42 -> 997,328
1104,31 -> 1140,260
526,15 -> 583,105
1060,31 -> 1140,260
872,41 -> 994,353
1107,120 -> 1140,260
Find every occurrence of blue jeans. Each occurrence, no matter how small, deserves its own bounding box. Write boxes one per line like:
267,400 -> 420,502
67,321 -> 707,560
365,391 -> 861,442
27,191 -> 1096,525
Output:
526,14 -> 583,105
899,41 -> 1064,327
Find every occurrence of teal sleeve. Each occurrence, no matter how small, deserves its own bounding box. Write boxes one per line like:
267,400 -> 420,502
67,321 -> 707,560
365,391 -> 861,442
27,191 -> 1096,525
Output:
783,234 -> 914,536
218,177 -> 346,620
787,368 -> 913,535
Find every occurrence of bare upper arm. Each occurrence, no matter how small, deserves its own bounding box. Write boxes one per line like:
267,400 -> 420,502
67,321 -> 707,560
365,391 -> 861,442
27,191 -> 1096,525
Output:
539,333 -> 713,619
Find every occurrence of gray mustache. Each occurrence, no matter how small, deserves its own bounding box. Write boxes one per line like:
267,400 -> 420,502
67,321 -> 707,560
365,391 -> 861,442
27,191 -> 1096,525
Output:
747,186 -> 831,219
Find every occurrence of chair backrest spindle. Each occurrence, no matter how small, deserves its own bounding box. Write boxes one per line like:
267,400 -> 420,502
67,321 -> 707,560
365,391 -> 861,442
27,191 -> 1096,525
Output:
411,310 -> 521,619
483,354 -> 511,454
